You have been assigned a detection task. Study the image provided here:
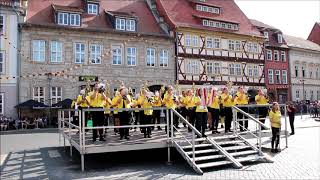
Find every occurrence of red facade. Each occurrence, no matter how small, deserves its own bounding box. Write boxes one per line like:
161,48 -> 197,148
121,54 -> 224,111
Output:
251,20 -> 291,103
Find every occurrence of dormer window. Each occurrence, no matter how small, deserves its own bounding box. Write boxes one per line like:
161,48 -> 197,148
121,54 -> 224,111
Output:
126,19 -> 135,31
53,5 -> 83,27
264,31 -> 269,41
196,4 -> 220,14
106,11 -> 137,32
58,12 -> 69,25
87,3 -> 98,15
115,18 -> 136,31
116,18 -> 125,30
277,34 -> 283,43
70,14 -> 80,26
202,19 -> 238,30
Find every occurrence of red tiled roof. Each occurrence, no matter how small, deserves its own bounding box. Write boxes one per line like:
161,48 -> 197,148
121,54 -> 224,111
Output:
106,11 -> 137,19
52,4 -> 84,13
25,0 -> 166,35
250,19 -> 278,31
156,0 -> 261,37
284,34 -> 320,52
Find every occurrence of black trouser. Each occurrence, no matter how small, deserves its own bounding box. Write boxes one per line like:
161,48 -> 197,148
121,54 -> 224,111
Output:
224,107 -> 233,132
164,109 -> 177,135
78,107 -> 89,132
92,107 -> 104,140
237,107 -> 248,131
271,127 -> 280,149
187,107 -> 196,131
141,114 -> 152,136
104,114 -> 110,132
153,110 -> 161,128
289,115 -> 295,134
196,112 -> 208,136
208,107 -> 219,131
119,111 -> 130,138
258,107 -> 268,130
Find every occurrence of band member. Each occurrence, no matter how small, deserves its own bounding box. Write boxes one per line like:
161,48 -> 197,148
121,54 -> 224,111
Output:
76,89 -> 90,131
185,89 -> 196,132
234,86 -> 249,132
269,102 -> 281,153
153,90 -> 162,130
194,87 -> 208,137
136,89 -> 145,132
255,89 -> 269,129
112,86 -> 132,140
86,83 -> 107,142
221,87 -> 235,133
162,85 -> 178,135
208,87 -> 220,134
179,91 -> 188,128
112,91 -> 121,134
103,95 -> 112,134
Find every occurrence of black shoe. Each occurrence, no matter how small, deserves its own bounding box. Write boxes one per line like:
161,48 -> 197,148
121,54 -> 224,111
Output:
221,125 -> 224,128
202,134 -> 207,138
144,134 -> 147,138
274,149 -> 279,153
290,132 -> 295,135
212,131 -> 216,134
93,139 -> 96,142
157,127 -> 162,130
120,137 -> 123,140
99,138 -> 106,141
148,135 -> 151,138
271,149 -> 276,153
125,136 -> 130,140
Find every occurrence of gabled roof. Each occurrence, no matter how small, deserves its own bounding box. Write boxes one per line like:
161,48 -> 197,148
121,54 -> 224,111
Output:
250,19 -> 279,31
52,4 -> 84,13
307,22 -> 320,45
25,0 -> 166,36
284,34 -> 320,52
155,0 -> 261,37
105,10 -> 137,19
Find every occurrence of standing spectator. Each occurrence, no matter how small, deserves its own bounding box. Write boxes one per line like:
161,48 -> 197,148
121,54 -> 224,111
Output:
287,102 -> 296,135
269,102 -> 281,153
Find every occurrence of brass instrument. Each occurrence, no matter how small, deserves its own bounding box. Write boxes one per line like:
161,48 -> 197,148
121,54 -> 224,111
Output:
105,82 -> 111,98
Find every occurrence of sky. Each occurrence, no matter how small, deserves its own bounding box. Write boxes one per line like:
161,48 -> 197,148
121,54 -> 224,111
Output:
235,0 -> 320,39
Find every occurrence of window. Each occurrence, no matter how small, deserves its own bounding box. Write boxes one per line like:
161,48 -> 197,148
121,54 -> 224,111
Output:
309,67 -> 313,79
213,62 -> 221,74
186,60 -> 200,74
266,50 -> 272,60
202,19 -> 209,26
268,69 -> 274,84
302,65 -> 306,78
207,62 -> 213,74
316,67 -> 319,79
185,34 -> 191,46
75,43 -> 85,63
247,42 -> 253,52
196,4 -> 220,14
253,43 -> 259,53
51,87 -> 62,105
214,38 -> 220,48
32,40 -> 45,62
282,70 -> 287,84
0,93 -> 3,115
281,51 -> 286,62
146,48 -> 155,67
264,31 -> 269,41
90,44 -> 102,64
235,64 -> 241,75
58,12 -> 69,25
274,50 -> 279,61
87,3 -> 98,15
116,18 -> 125,30
70,14 -> 80,26
112,45 -> 122,65
206,37 -> 213,48
33,87 -> 45,103
275,70 -> 281,84
192,35 -> 199,47
235,41 -> 241,51
127,47 -> 136,66
317,91 -> 320,100
228,40 -> 235,51
221,23 -> 226,28
126,19 -> 135,31
295,65 -> 299,77
253,65 -> 259,76
0,52 -> 4,73
248,65 -> 253,77
229,64 -> 235,75
196,4 -> 202,11
0,15 -> 5,35
296,90 -> 300,99
50,41 -> 62,63
277,34 -> 283,43
160,50 -> 168,67
310,90 -> 314,100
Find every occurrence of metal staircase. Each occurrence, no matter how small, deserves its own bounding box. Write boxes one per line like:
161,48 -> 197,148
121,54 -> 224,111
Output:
170,108 -> 273,175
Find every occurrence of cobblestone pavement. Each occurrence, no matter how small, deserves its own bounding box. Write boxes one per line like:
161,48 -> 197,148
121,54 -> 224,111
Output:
0,116 -> 319,180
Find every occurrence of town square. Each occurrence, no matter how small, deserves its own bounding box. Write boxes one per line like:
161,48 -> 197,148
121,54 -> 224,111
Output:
0,0 -> 320,179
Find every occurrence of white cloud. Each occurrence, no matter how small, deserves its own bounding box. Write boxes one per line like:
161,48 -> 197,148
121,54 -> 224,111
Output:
235,0 -> 320,39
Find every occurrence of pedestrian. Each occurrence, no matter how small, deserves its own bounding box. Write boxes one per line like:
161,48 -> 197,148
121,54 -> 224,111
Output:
269,102 -> 281,153
287,102 -> 296,135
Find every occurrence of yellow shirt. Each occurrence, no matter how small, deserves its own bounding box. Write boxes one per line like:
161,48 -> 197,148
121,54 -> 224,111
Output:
162,93 -> 176,109
141,98 -> 154,116
185,95 -> 196,109
76,95 -> 89,108
104,97 -> 112,114
111,95 -> 132,114
221,93 -> 234,107
269,110 -> 281,128
153,96 -> 162,107
86,92 -> 105,107
255,95 -> 269,105
235,92 -> 248,105
208,95 -> 220,109
194,96 -> 208,112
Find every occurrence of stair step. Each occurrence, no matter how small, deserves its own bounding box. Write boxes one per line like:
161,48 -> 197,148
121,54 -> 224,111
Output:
229,150 -> 258,157
182,143 -> 212,149
185,149 -> 218,155
198,160 -> 233,168
224,145 -> 252,151
217,140 -> 244,146
210,135 -> 237,141
195,154 -> 225,161
237,155 -> 262,162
